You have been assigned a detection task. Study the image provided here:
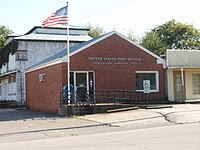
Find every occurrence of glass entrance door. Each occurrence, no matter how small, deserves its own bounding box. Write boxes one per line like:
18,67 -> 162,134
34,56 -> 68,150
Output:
75,73 -> 88,100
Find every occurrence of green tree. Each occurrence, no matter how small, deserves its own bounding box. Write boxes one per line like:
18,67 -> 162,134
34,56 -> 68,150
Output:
141,20 -> 200,55
141,32 -> 166,56
0,25 -> 15,69
86,24 -> 105,38
0,25 -> 13,49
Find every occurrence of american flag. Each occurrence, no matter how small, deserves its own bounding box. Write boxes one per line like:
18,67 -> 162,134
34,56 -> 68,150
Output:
42,6 -> 68,27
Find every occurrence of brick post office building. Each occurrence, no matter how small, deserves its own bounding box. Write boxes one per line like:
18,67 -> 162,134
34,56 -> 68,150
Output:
25,31 -> 164,113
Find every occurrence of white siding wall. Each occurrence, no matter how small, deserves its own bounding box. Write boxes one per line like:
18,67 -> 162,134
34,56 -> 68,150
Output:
0,38 -> 84,103
0,54 -> 16,74
0,79 -> 8,100
0,40 -> 79,103
1,64 -> 7,74
17,41 -> 69,69
7,82 -> 17,100
0,79 -> 17,101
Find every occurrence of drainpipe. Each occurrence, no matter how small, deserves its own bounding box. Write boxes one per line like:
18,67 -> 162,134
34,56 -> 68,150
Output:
17,69 -> 23,106
181,67 -> 185,103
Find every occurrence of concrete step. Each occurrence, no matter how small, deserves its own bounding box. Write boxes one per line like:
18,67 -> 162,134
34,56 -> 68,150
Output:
145,105 -> 173,109
107,106 -> 138,113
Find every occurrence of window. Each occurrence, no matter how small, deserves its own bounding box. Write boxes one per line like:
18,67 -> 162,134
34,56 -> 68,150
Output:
16,50 -> 27,61
136,71 -> 159,92
8,76 -> 11,84
8,75 -> 16,84
12,75 -> 16,82
193,74 -> 200,94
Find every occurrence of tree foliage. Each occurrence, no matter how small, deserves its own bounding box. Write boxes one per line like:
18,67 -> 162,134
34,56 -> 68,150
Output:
0,25 -> 17,69
0,40 -> 18,69
141,32 -> 166,56
0,25 -> 13,49
141,20 -> 200,55
86,24 -> 105,38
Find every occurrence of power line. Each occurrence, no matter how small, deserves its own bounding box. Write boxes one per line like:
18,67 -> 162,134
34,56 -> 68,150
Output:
174,50 -> 191,67
70,0 -> 136,24
151,0 -> 185,27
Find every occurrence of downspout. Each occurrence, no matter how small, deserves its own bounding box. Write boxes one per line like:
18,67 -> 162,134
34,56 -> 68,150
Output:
181,67 -> 185,103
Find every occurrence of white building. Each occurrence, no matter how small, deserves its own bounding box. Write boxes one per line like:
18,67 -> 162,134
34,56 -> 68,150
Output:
0,26 -> 92,105
167,49 -> 200,102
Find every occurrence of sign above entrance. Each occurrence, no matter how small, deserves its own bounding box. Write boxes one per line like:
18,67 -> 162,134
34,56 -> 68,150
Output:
88,56 -> 142,65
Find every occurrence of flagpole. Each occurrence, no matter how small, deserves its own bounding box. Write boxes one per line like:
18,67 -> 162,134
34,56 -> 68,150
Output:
66,1 -> 70,104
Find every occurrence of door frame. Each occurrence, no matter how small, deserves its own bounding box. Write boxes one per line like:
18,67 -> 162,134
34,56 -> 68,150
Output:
173,71 -> 186,101
70,71 -> 95,100
74,71 -> 89,94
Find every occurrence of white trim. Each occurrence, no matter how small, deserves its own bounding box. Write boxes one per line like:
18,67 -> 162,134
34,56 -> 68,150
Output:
63,32 -> 115,60
0,70 -> 17,77
72,71 -> 95,94
27,31 -> 163,72
168,66 -> 200,69
114,32 -> 163,63
26,32 -> 114,72
93,71 -> 96,93
64,31 -> 163,64
86,72 -> 89,91
167,49 -> 200,52
135,71 -> 159,92
25,59 -> 63,73
74,71 -> 89,94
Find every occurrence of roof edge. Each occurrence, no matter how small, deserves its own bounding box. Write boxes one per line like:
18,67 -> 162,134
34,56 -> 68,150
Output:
115,32 -> 163,62
67,31 -> 163,64
66,31 -> 116,58
27,31 -> 164,71
25,26 -> 90,35
167,49 -> 200,52
25,59 -> 63,73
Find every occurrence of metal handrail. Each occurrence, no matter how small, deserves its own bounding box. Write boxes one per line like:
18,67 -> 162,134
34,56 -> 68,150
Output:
60,90 -> 144,106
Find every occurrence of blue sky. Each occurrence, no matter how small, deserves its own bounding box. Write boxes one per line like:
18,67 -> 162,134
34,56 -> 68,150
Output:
0,0 -> 199,38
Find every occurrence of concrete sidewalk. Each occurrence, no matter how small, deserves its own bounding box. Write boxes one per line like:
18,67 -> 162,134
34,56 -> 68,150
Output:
1,104 -> 200,147
79,108 -> 168,127
80,104 -> 200,126
149,104 -> 200,124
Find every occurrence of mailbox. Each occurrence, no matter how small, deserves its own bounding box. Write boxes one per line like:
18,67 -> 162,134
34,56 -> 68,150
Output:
62,84 -> 74,101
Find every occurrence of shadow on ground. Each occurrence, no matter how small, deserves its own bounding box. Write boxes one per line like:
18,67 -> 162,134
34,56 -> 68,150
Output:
0,108 -> 65,122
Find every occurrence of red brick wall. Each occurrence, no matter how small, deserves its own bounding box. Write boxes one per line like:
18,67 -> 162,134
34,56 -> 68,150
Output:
69,34 -> 164,100
26,33 -> 164,113
26,63 -> 66,113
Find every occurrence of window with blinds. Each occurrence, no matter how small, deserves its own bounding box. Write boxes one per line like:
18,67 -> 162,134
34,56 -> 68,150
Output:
193,74 -> 200,94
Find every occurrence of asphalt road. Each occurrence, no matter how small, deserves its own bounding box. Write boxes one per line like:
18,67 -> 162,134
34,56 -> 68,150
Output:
0,123 -> 200,150
1,104 -> 200,149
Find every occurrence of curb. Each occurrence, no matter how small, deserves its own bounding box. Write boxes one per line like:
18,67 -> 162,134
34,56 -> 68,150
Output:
145,105 -> 173,109
107,107 -> 138,113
